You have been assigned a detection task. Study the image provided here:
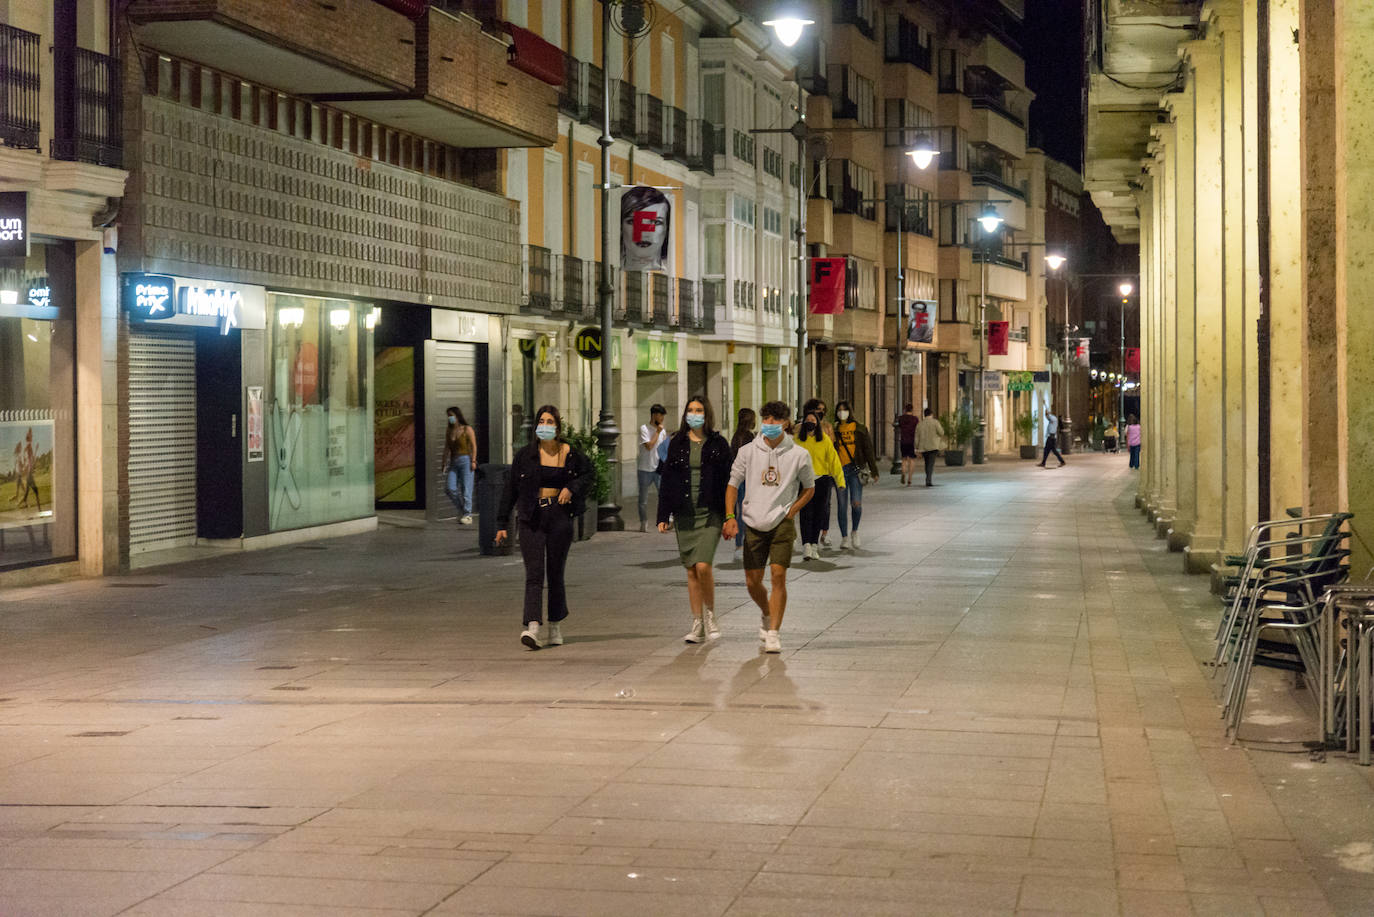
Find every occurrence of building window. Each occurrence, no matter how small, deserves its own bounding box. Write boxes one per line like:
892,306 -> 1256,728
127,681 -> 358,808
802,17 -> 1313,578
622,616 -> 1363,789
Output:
883,12 -> 932,72
826,160 -> 877,220
834,0 -> 876,39
827,66 -> 875,126
884,98 -> 934,148
938,49 -> 964,93
886,184 -> 933,236
267,293 -> 374,532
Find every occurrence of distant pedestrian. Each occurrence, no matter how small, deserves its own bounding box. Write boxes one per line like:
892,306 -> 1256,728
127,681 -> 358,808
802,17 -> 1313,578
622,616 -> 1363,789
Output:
796,410 -> 845,561
724,401 -> 816,654
1038,410 -> 1066,467
729,407 -> 757,561
1126,415 -> 1142,469
441,405 -> 477,524
637,404 -> 669,532
657,396 -> 732,643
898,403 -> 919,485
803,398 -> 837,546
832,401 -> 879,549
913,408 -> 945,487
495,405 -> 595,650
1103,420 -> 1119,454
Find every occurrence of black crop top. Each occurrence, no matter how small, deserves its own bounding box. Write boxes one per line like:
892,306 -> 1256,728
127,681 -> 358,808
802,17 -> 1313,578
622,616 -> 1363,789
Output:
539,463 -> 571,489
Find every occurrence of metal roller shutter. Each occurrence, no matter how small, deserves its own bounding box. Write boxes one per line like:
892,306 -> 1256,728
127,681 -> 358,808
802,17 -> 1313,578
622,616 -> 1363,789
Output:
427,341 -> 480,521
128,330 -> 197,553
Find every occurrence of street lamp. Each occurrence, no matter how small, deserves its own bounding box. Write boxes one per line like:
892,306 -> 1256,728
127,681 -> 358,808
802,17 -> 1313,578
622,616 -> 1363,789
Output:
1117,281 -> 1132,428
973,204 -> 1003,464
888,144 -> 935,475
1044,254 -> 1070,447
763,16 -> 814,47
906,141 -> 938,171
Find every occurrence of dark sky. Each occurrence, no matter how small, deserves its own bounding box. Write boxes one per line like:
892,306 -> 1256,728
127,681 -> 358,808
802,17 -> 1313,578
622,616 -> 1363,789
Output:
1024,0 -> 1086,171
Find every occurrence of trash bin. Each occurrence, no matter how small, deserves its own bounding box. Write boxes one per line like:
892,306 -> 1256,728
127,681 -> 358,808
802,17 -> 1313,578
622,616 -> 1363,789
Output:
476,463 -> 511,556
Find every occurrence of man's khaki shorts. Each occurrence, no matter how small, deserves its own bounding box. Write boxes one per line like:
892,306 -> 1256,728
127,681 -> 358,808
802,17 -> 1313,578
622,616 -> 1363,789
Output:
742,517 -> 796,570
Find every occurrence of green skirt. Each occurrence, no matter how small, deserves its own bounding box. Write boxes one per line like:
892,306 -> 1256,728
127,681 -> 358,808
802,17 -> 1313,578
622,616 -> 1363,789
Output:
676,508 -> 724,568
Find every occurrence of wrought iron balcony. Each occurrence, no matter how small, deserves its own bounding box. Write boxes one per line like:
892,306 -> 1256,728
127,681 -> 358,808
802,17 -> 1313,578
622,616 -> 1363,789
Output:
558,56 -> 585,120
685,121 -> 716,174
584,63 -> 605,126
562,255 -> 585,314
664,106 -> 688,162
0,23 -> 40,151
635,93 -> 665,152
694,280 -> 719,333
50,48 -> 122,167
609,79 -> 635,137
621,270 -> 647,324
522,244 -> 553,313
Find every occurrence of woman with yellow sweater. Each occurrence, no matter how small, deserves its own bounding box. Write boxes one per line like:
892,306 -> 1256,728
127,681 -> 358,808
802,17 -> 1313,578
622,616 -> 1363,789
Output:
795,410 -> 845,561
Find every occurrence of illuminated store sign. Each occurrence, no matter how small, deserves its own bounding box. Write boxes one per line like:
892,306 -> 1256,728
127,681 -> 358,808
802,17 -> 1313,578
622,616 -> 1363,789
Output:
123,274 -> 265,333
0,192 -> 29,258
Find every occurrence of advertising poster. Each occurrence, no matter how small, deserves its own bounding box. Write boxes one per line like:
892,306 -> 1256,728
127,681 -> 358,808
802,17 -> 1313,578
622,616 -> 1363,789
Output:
908,299 -> 935,343
809,258 -> 846,314
1075,338 -> 1091,367
246,386 -> 264,462
987,321 -> 1010,356
0,420 -> 54,527
374,347 -> 416,503
620,186 -> 671,272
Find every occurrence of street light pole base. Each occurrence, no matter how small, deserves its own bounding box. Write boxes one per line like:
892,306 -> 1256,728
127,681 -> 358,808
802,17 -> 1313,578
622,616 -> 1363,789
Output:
595,414 -> 624,532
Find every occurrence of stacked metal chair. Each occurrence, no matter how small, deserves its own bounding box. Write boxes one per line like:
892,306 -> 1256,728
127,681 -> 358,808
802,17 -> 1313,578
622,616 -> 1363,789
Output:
1211,513 -> 1353,742
1317,584 -> 1374,765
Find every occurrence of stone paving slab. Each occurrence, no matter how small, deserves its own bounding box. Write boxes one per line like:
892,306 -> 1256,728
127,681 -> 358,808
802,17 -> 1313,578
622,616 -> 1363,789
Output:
1,454 -> 1372,915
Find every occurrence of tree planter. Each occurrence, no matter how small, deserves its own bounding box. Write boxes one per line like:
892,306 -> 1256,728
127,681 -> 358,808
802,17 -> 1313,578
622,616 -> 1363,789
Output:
944,449 -> 966,467
1020,445 -> 1039,460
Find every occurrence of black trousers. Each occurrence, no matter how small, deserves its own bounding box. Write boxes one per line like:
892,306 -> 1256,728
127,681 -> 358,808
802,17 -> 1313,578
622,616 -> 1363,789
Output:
922,450 -> 939,485
800,475 -> 834,544
518,505 -> 575,625
1040,434 -> 1064,465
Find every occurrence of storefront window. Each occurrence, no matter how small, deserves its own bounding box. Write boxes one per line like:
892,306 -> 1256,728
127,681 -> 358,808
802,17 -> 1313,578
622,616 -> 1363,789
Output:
0,242 -> 76,570
266,293 -> 374,532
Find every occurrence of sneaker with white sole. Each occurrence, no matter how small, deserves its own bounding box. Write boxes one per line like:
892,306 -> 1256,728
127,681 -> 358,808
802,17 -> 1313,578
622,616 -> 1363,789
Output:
840,535 -> 851,551
763,630 -> 782,653
684,617 -> 705,644
801,544 -> 812,561
460,515 -> 474,525
852,530 -> 862,549
759,614 -> 770,642
704,609 -> 720,640
520,622 -> 542,650
820,533 -> 831,547
546,623 -> 563,646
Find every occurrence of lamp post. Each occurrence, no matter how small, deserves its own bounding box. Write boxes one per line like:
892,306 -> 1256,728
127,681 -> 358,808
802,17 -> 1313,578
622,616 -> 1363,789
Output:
595,0 -> 624,530
1118,281 -> 1132,428
1045,254 -> 1068,448
762,13 -> 813,412
973,204 -> 1002,464
888,141 -> 936,475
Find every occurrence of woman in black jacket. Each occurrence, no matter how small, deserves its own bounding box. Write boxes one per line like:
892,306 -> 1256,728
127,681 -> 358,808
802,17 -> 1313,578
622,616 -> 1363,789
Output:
495,405 -> 595,650
656,395 -> 732,643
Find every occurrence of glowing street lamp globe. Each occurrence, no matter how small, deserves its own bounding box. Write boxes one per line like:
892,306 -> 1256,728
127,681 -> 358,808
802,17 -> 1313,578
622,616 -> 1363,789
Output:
1044,254 -> 1066,271
1119,281 -> 1133,296
763,17 -> 813,47
977,205 -> 1003,234
906,143 -> 937,170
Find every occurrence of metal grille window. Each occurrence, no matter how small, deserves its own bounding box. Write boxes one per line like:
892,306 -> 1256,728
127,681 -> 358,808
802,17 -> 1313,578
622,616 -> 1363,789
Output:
652,273 -> 671,325
51,48 -> 122,167
0,23 -> 40,150
523,245 -> 552,312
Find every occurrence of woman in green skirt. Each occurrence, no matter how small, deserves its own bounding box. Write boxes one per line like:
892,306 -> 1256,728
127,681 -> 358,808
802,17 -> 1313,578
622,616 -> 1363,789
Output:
657,395 -> 733,642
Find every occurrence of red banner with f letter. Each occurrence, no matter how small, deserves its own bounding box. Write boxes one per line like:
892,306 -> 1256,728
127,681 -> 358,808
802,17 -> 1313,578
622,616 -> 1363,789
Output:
809,258 -> 846,314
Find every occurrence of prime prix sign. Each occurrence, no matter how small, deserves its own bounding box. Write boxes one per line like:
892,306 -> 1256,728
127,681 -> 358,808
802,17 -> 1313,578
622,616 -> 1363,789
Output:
123,273 -> 265,334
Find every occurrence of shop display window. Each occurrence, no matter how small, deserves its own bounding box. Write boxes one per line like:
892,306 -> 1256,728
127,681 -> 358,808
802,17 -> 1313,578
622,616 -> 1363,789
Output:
266,293 -> 375,531
0,242 -> 76,570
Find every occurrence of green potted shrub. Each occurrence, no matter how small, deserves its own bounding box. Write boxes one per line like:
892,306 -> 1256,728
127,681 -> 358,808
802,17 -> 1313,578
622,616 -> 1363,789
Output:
1014,410 -> 1039,460
939,410 -> 976,466
564,428 -> 610,541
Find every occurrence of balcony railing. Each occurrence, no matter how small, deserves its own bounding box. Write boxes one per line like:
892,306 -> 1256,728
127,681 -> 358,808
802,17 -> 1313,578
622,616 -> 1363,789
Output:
973,249 -> 1028,271
562,255 -> 585,314
664,106 -> 688,162
610,79 -> 635,136
696,279 -> 719,332
522,244 -> 553,312
51,48 -> 122,167
635,93 -> 665,151
971,94 -> 1025,128
651,273 -> 672,327
885,18 -> 932,72
622,270 -> 647,324
677,278 -> 695,331
558,56 -> 585,120
685,120 -> 715,174
584,63 -> 605,126
971,170 -> 1027,200
0,23 -> 40,150
885,198 -> 934,236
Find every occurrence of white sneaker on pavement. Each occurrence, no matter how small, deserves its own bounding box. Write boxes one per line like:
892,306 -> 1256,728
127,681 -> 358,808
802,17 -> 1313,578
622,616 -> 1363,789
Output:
460,515 -> 474,525
760,614 -> 770,642
820,533 -> 831,547
704,609 -> 720,640
802,543 -> 813,561
520,622 -> 542,650
684,617 -> 705,644
763,630 -> 782,653
840,535 -> 851,551
852,530 -> 862,549
546,623 -> 563,646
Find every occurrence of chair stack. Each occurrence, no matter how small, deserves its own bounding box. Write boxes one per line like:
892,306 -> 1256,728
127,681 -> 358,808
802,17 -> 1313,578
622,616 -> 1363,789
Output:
1318,586 -> 1374,765
1211,513 -> 1353,742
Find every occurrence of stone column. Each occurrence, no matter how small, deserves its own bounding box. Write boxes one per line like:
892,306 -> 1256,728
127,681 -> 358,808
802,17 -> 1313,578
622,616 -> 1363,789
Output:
1166,81 -> 1197,552
1269,0 -> 1306,517
1184,40 -> 1225,573
1153,122 -> 1179,532
1335,0 -> 1374,572
76,237 -> 120,576
1137,176 -> 1156,509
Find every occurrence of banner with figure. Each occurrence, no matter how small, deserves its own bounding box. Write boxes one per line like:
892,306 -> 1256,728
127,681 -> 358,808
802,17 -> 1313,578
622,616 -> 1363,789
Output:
809,258 -> 846,314
987,321 -> 1009,356
908,299 -> 935,343
620,186 -> 671,272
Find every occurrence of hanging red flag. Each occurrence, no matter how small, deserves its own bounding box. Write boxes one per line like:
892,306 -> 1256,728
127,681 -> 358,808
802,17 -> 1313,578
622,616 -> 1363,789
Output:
1075,338 -> 1091,367
1125,347 -> 1141,373
987,321 -> 1009,356
809,258 -> 846,314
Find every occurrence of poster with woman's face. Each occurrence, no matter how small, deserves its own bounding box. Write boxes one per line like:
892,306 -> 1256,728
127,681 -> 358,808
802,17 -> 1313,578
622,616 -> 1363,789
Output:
621,187 -> 671,272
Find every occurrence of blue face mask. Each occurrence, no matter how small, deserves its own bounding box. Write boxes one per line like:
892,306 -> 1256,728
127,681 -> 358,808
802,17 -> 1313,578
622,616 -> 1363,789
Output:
448,415 -> 457,425
685,413 -> 705,430
535,424 -> 557,441
760,422 -> 784,439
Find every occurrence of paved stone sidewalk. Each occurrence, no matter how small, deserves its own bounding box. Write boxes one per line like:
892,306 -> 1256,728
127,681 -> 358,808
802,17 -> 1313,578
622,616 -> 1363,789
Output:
1,454 -> 1372,916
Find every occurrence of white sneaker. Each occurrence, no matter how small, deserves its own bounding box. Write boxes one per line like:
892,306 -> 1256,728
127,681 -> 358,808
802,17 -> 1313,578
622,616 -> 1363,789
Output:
760,614 -> 770,642
852,530 -> 862,549
802,543 -> 814,561
820,533 -> 831,547
684,617 -> 705,644
521,622 -> 542,650
546,623 -> 563,646
704,609 -> 720,640
764,630 -> 782,653
840,535 -> 851,551
460,515 -> 474,525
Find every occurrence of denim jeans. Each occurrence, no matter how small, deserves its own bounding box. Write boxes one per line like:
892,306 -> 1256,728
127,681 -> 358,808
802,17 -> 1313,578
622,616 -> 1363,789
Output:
734,482 -> 747,546
637,469 -> 660,524
445,456 -> 474,515
1129,444 -> 1141,468
836,464 -> 864,537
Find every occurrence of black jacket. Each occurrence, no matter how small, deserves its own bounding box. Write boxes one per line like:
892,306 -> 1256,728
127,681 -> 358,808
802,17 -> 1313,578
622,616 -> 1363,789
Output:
656,430 -> 732,525
497,442 -> 596,526
833,421 -> 880,477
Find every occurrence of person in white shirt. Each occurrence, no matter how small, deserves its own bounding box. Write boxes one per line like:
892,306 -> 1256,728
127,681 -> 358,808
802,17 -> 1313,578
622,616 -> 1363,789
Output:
637,404 -> 669,531
1038,410 -> 1066,467
722,401 -> 816,654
